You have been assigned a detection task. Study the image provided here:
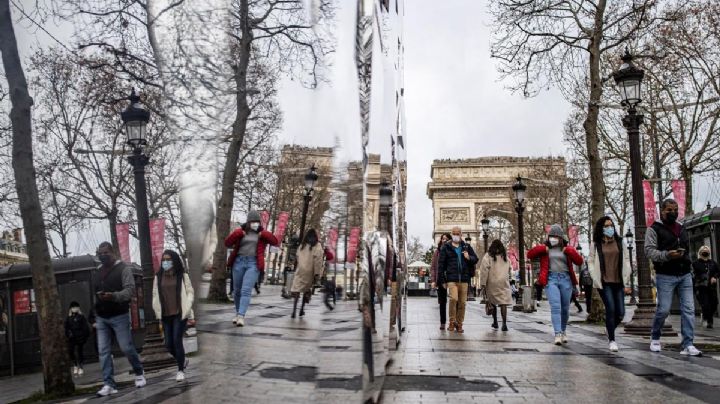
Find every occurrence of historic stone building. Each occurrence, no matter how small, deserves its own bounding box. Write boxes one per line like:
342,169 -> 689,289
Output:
427,157 -> 567,253
0,229 -> 28,266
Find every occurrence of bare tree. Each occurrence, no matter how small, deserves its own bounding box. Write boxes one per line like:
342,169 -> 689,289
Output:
0,0 -> 74,394
406,236 -> 426,264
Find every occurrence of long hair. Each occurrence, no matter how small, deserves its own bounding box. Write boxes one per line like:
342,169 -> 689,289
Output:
301,229 -> 319,250
437,232 -> 451,249
161,249 -> 186,275
593,216 -> 621,245
488,239 -> 507,262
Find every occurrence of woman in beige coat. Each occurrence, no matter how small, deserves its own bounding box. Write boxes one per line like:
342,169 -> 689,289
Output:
479,239 -> 513,331
291,228 -> 325,318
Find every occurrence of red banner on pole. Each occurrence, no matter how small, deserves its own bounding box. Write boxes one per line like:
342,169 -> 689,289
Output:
568,225 -> 579,248
116,223 -> 131,263
274,212 -> 290,242
671,180 -> 687,220
642,180 -> 657,227
149,218 -> 165,273
346,227 -> 362,263
260,210 -> 270,229
326,228 -> 339,263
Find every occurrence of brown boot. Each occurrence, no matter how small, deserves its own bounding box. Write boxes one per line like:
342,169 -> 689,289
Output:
447,321 -> 456,332
456,323 -> 464,333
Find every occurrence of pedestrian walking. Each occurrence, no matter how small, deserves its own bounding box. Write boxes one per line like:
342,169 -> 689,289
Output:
152,250 -> 195,382
91,242 -> 145,397
323,246 -> 336,310
578,260 -> 594,313
646,199 -> 701,355
225,210 -> 279,326
692,246 -> 719,329
527,224 -> 583,345
430,233 -> 451,330
534,280 -> 543,307
291,229 -> 324,318
64,301 -> 90,376
438,227 -> 478,334
589,216 -> 631,352
479,239 -> 513,331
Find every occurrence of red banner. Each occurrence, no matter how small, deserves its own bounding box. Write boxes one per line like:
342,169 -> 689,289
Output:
346,227 -> 362,263
568,225 -> 579,248
149,218 -> 165,273
274,212 -> 290,242
116,223 -> 131,263
326,228 -> 339,263
260,210 -> 270,229
13,290 -> 31,315
507,245 -> 519,270
671,180 -> 687,220
642,180 -> 657,227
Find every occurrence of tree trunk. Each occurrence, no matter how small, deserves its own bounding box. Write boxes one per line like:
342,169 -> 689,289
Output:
108,208 -> 119,256
681,165 -> 694,216
0,0 -> 74,394
207,0 -> 253,301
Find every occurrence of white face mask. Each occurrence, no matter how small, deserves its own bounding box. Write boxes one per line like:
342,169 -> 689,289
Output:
250,222 -> 260,231
452,235 -> 461,243
549,237 -> 560,247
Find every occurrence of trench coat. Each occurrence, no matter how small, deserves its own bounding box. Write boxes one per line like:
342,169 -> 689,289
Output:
291,243 -> 324,294
479,253 -> 514,306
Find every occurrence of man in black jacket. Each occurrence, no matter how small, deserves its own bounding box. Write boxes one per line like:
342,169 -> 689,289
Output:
693,245 -> 719,329
645,199 -> 701,356
91,242 -> 146,396
438,226 -> 478,333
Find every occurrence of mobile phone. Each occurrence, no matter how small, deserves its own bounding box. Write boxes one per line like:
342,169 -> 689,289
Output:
675,248 -> 686,254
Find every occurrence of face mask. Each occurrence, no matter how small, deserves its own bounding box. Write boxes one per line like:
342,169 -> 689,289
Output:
250,222 -> 260,231
549,237 -> 559,247
603,227 -> 615,238
161,261 -> 172,271
664,212 -> 678,224
98,254 -> 113,266
452,235 -> 461,243
70,307 -> 80,314
701,252 -> 710,259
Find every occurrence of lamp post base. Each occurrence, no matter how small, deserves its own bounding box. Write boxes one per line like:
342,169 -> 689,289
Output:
623,303 -> 676,336
512,287 -> 536,312
140,321 -> 176,372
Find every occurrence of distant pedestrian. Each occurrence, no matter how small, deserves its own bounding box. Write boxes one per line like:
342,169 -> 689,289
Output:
534,280 -> 543,307
323,247 -> 336,310
527,225 -> 583,345
578,260 -> 594,312
479,239 -> 513,331
91,241 -> 145,397
152,250 -> 195,382
65,301 -> 90,376
646,199 -> 701,356
509,280 -> 519,302
438,227 -> 478,334
291,229 -> 325,318
692,246 -> 719,329
430,233 -> 452,330
589,216 -> 631,352
225,211 -> 279,326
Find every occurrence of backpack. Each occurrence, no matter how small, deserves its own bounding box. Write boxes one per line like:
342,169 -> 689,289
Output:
580,266 -> 593,287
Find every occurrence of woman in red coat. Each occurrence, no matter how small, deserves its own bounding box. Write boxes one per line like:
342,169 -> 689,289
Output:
527,224 -> 583,345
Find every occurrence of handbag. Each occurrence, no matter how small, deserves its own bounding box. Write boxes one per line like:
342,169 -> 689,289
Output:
485,302 -> 495,316
429,288 -> 438,297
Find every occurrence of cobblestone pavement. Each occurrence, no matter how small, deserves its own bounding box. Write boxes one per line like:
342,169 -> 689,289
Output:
380,296 -> 720,404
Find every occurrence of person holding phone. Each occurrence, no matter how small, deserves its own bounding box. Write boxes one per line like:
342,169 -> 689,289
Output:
645,199 -> 701,356
438,227 -> 478,333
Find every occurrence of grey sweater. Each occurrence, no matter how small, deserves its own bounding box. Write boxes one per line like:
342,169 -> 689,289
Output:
644,226 -> 670,264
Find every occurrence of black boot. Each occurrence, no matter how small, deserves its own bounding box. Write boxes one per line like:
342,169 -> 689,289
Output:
291,296 -> 299,318
299,299 -> 306,317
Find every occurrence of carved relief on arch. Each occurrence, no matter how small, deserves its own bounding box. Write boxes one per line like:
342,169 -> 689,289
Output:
439,207 -> 470,224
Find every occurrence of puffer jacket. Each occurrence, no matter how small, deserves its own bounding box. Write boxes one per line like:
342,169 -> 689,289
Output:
527,244 -> 583,287
438,241 -> 479,284
225,225 -> 279,273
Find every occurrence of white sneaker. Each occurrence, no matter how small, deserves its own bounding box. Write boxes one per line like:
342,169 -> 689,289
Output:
236,315 -> 245,327
561,333 -> 568,344
135,374 -> 147,388
97,385 -> 118,396
680,345 -> 702,356
176,371 -> 185,382
554,335 -> 563,346
232,315 -> 238,325
609,341 -> 619,352
650,340 -> 662,352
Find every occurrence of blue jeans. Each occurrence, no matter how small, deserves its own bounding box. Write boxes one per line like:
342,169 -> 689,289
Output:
652,273 -> 695,348
162,315 -> 188,371
546,272 -> 573,335
599,283 -> 625,341
233,256 -> 259,316
96,313 -> 144,388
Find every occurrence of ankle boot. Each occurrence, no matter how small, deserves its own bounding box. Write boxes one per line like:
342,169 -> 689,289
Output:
291,296 -> 299,318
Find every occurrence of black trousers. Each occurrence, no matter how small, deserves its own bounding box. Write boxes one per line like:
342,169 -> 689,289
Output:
582,284 -> 593,312
437,285 -> 448,325
697,285 -> 718,325
68,340 -> 85,367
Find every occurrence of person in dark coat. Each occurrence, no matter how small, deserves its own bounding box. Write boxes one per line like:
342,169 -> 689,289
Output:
693,245 -> 719,329
65,301 -> 90,376
438,226 -> 479,334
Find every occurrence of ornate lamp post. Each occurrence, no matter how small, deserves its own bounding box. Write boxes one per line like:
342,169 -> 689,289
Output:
121,89 -> 172,369
481,214 -> 490,254
512,176 -> 528,312
299,164 -> 319,240
626,229 -> 637,305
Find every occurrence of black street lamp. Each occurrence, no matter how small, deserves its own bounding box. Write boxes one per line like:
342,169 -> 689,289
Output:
512,176 -> 528,312
626,229 -> 637,305
121,89 -> 172,369
481,214 -> 490,254
299,164 -> 319,241
613,50 -> 669,335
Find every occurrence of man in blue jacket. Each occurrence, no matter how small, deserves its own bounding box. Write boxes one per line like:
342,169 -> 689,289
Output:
439,226 -> 479,333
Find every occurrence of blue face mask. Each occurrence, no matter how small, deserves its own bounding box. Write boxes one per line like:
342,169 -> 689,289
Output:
161,261 -> 172,271
603,227 -> 615,238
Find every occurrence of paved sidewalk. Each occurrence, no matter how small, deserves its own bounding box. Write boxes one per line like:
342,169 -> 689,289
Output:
380,296 -> 720,403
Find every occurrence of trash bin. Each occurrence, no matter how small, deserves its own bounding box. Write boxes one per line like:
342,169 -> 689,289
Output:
0,255 -> 146,376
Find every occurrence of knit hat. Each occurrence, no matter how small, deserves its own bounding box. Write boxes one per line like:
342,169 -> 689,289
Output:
247,210 -> 261,223
548,224 -> 565,240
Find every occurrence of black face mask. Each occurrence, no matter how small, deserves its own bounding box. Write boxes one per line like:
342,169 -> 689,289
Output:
664,212 -> 678,224
98,254 -> 114,266
701,253 -> 710,259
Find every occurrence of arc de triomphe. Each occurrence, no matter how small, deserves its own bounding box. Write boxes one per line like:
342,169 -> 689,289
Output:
426,156 -> 566,253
